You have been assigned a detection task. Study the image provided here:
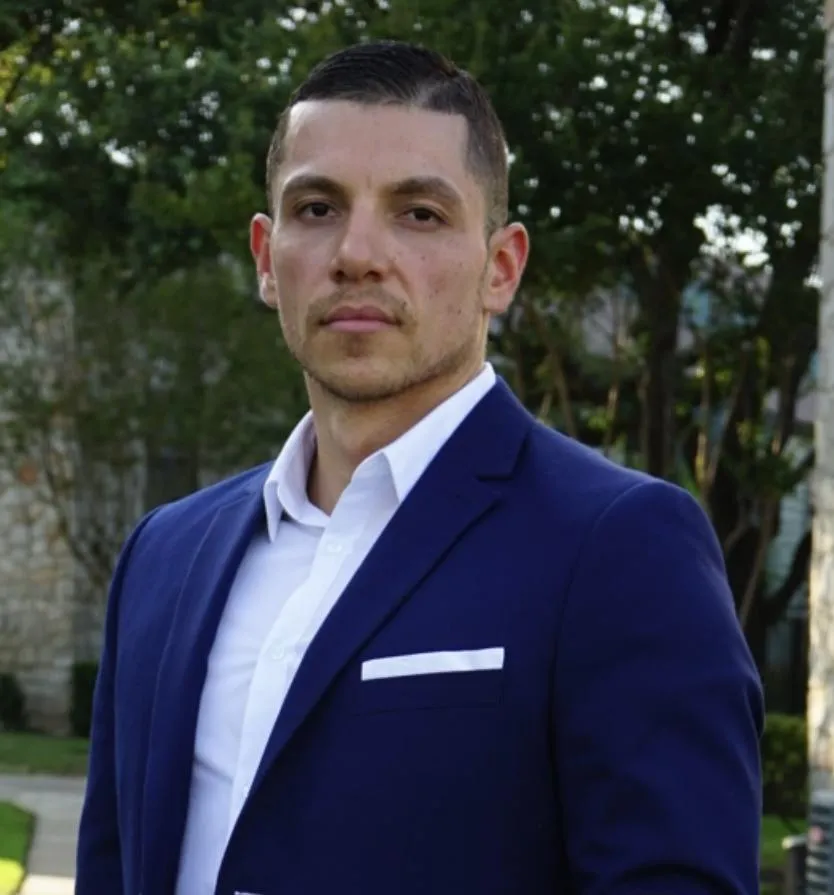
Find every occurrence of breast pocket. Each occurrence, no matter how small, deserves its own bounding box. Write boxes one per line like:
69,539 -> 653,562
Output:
353,648 -> 505,714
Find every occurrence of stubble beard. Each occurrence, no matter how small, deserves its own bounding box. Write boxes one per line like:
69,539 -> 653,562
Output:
286,273 -> 491,406
296,329 -> 483,406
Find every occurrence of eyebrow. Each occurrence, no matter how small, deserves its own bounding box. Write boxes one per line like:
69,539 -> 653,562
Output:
279,174 -> 347,205
278,173 -> 465,212
388,176 -> 465,211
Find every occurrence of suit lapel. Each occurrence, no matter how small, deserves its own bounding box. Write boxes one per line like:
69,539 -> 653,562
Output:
140,484 -> 265,895
248,380 -> 532,798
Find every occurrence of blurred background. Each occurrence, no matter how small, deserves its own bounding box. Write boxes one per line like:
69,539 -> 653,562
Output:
0,1 -> 824,892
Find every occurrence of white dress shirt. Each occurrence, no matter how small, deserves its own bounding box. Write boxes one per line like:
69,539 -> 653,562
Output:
174,363 -> 496,895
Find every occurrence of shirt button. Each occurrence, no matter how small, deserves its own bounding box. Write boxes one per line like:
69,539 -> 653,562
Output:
268,647 -> 284,661
324,539 -> 345,554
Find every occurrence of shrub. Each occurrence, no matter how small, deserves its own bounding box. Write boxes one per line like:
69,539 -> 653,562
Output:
762,713 -> 807,819
0,673 -> 26,732
70,662 -> 99,738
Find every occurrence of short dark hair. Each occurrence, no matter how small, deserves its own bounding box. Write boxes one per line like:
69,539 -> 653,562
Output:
265,40 -> 509,233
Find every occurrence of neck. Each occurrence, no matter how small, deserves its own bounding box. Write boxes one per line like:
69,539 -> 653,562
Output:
307,362 -> 485,514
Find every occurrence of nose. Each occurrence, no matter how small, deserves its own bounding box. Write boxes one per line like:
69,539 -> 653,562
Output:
329,205 -> 390,285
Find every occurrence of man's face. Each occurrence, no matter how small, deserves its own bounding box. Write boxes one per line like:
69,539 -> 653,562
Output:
251,100 -> 528,403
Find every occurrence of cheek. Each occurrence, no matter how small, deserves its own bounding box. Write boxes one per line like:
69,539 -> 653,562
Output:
421,256 -> 482,322
272,250 -> 304,293
271,232 -> 324,288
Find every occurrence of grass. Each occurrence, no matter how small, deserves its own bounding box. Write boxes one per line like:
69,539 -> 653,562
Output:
760,815 -> 805,895
761,814 -> 803,868
0,802 -> 33,894
0,733 -> 89,777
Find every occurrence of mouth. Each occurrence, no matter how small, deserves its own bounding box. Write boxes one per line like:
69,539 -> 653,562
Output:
321,304 -> 398,333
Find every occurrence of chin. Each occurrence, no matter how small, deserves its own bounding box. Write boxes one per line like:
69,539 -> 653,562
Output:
301,345 -> 475,405
306,360 -> 420,404
317,376 -> 407,404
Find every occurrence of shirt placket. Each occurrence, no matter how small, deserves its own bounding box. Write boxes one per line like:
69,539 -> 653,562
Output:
226,493 -> 368,834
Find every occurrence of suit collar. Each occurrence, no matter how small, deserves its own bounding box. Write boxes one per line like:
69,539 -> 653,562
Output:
380,362 -> 497,501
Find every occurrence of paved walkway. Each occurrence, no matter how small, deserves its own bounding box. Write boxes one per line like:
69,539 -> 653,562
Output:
0,774 -> 84,894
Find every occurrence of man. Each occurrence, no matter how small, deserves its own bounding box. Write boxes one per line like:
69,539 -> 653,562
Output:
77,40 -> 763,895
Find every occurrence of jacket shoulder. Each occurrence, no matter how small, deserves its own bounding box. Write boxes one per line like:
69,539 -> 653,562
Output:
129,461 -> 271,550
523,421 -> 655,501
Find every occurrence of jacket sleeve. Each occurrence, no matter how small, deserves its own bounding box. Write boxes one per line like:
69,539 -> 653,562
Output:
75,510 -> 159,894
552,479 -> 764,894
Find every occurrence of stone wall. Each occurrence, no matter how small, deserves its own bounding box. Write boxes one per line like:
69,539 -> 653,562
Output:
809,0 -> 834,790
0,413 -> 223,735
0,463 -> 77,734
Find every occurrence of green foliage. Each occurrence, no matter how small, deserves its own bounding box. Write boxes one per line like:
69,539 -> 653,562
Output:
0,0 -> 821,645
0,675 -> 26,733
70,662 -> 99,739
762,713 -> 808,820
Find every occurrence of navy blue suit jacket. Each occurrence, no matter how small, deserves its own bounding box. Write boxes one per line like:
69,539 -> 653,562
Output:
76,380 -> 763,895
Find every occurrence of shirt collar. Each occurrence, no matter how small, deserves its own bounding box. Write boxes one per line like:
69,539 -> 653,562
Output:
263,363 -> 496,542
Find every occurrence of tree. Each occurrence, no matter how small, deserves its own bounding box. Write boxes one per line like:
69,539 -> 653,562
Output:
0,3 -> 315,590
482,0 -> 820,669
287,0 -> 822,665
0,0 -> 822,681
0,200 -> 308,593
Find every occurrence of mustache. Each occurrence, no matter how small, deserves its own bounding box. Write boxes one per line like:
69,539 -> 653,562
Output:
310,288 -> 408,324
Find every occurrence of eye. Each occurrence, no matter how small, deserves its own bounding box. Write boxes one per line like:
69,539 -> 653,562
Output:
297,201 -> 335,219
403,206 -> 445,225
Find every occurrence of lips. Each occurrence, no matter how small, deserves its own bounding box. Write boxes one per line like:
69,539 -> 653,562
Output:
323,304 -> 395,324
322,304 -> 397,333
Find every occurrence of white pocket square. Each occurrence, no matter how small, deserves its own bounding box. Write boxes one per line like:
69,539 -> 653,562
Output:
361,647 -> 505,681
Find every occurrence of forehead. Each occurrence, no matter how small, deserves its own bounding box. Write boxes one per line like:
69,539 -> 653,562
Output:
276,100 -> 483,208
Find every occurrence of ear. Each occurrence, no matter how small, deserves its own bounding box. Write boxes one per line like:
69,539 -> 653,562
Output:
482,223 -> 529,316
250,213 -> 278,308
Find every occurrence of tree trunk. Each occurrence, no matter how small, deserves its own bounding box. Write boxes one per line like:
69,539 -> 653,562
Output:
639,290 -> 679,477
